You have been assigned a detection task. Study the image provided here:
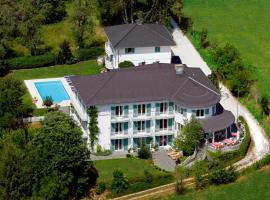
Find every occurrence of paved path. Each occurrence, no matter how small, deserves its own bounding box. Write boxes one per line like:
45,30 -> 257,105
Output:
91,151 -> 127,161
152,149 -> 176,172
170,19 -> 270,167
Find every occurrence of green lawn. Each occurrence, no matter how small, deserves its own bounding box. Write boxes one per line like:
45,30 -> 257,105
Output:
11,60 -> 102,80
184,0 -> 270,97
170,168 -> 270,200
94,158 -> 171,184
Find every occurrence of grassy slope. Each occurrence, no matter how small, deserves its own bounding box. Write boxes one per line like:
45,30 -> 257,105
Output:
184,0 -> 270,95
170,168 -> 270,200
94,158 -> 169,184
184,0 -> 270,136
11,60 -> 101,80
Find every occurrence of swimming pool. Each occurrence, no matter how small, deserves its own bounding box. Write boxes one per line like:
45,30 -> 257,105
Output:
34,81 -> 70,103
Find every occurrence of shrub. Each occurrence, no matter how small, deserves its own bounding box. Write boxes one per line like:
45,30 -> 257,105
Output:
144,170 -> 154,183
111,169 -> 129,194
76,47 -> 104,61
94,149 -> 112,156
96,182 -> 106,195
118,61 -> 135,68
96,144 -> 102,153
138,142 -> 152,159
179,16 -> 193,34
175,166 -> 187,195
260,95 -> 269,115
209,166 -> 237,185
193,161 -> 205,190
4,53 -> 56,70
57,40 -> 74,64
200,28 -> 210,49
0,61 -> 9,77
126,153 -> 133,158
43,96 -> 53,107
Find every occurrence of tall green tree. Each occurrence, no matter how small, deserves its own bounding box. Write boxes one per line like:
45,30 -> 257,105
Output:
72,0 -> 95,48
18,0 -> 44,55
30,111 -> 97,199
87,106 -> 99,151
174,117 -> 203,155
0,76 -> 28,130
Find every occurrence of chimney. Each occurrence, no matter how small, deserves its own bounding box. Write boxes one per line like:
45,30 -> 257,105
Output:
175,64 -> 186,75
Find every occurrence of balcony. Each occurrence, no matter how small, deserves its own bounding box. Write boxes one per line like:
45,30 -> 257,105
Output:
111,114 -> 129,122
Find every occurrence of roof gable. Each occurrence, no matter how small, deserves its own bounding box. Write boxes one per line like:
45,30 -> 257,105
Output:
104,23 -> 175,48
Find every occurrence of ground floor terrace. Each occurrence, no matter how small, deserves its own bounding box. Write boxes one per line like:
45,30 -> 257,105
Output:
111,135 -> 174,151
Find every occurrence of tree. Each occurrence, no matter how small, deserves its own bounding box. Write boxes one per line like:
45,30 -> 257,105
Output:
260,95 -> 269,116
30,111 -> 98,199
146,0 -> 172,24
175,166 -> 187,195
171,0 -> 184,23
208,71 -> 220,90
87,106 -> 99,151
38,0 -> 67,24
72,0 -> 95,48
111,169 -> 129,194
138,140 -> 152,159
18,0 -> 44,55
0,76 -> 28,130
174,117 -> 203,155
57,40 -> 74,64
0,129 -> 33,200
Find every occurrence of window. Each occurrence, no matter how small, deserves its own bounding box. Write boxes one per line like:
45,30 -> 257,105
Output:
155,46 -> 160,52
160,102 -> 168,113
115,123 -> 123,133
196,109 -> 204,117
205,108 -> 209,115
115,106 -> 123,116
125,48 -> 135,54
138,104 -> 146,115
114,139 -> 122,150
159,119 -> 168,130
137,121 -> 146,132
212,106 -> 216,115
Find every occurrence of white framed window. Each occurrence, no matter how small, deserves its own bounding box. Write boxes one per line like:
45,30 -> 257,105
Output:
160,102 -> 168,113
115,106 -> 123,116
125,48 -> 135,54
115,123 -> 123,134
205,108 -> 210,115
138,104 -> 146,115
137,121 -> 146,132
155,46 -> 160,52
159,119 -> 168,130
196,109 -> 204,117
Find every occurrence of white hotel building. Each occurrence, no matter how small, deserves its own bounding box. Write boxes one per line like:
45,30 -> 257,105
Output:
104,22 -> 175,69
69,64 -> 235,151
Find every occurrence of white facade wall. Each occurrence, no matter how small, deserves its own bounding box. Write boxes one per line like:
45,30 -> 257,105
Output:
71,95 -> 217,151
105,41 -> 172,69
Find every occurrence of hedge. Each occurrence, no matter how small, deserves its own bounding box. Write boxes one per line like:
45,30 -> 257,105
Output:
3,53 -> 57,70
209,115 -> 251,162
119,61 -> 135,68
76,47 -> 104,61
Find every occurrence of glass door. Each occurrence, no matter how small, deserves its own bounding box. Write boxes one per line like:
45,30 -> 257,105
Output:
115,139 -> 122,150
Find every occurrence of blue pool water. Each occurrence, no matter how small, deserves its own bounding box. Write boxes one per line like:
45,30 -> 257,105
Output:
34,81 -> 70,103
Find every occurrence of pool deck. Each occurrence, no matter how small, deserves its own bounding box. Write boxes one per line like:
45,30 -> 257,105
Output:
24,77 -> 73,109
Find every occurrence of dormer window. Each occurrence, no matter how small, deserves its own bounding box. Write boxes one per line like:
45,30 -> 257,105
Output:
155,46 -> 160,52
125,48 -> 135,54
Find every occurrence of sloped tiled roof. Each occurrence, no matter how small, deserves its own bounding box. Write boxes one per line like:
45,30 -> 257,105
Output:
104,23 -> 175,48
70,63 -> 221,108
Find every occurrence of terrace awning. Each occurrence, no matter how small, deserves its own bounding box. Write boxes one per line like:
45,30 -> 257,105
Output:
199,110 -> 235,133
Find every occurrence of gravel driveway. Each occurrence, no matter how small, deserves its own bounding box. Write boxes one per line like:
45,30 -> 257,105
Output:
170,19 -> 270,168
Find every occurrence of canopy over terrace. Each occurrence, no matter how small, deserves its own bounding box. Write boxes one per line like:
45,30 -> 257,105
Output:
199,109 -> 235,143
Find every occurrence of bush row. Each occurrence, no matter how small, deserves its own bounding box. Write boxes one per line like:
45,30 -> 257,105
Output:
1,47 -> 104,70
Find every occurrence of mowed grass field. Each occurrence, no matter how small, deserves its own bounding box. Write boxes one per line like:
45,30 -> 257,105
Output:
94,158 -> 170,184
184,0 -> 270,97
169,167 -> 270,200
11,60 -> 102,80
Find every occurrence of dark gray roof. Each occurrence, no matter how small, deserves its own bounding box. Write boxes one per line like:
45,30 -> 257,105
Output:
104,23 -> 175,48
70,63 -> 221,108
199,110 -> 235,133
